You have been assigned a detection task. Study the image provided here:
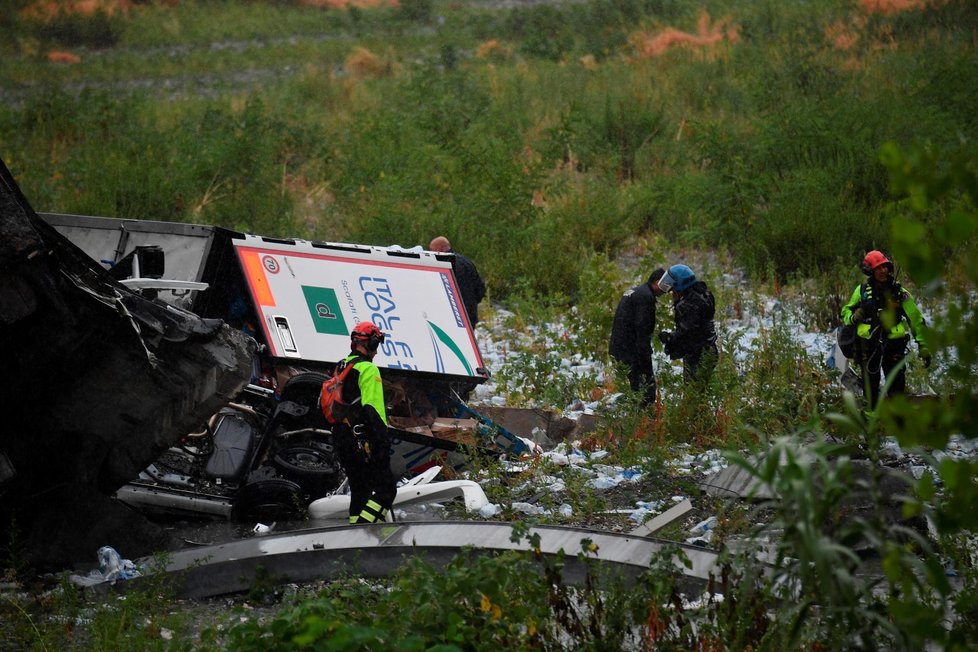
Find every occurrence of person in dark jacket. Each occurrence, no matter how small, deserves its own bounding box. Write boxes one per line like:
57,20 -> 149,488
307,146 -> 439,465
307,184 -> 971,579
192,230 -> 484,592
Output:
332,321 -> 398,524
609,268 -> 666,406
840,250 -> 930,409
657,264 -> 719,385
430,236 -> 487,327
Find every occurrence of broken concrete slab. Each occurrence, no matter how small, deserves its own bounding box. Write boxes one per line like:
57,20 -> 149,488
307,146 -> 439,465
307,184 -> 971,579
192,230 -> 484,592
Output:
630,499 -> 694,537
0,157 -> 256,569
699,462 -> 774,501
23,485 -> 181,571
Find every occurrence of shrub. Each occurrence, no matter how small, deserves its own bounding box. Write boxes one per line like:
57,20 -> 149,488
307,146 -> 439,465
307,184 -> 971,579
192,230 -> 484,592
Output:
507,5 -> 574,61
398,0 -> 432,24
30,8 -> 125,49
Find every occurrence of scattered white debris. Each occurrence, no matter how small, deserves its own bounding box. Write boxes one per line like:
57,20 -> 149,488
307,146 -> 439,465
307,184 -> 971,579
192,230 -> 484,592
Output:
68,546 -> 141,587
467,296 -> 974,536
479,503 -> 501,518
689,516 -> 718,536
629,500 -> 666,523
511,502 -> 546,515
518,437 -> 544,454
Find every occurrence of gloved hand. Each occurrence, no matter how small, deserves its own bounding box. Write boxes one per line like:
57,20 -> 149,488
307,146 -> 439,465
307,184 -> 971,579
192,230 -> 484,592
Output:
851,306 -> 867,324
920,349 -> 932,369
658,330 -> 673,345
664,342 -> 681,360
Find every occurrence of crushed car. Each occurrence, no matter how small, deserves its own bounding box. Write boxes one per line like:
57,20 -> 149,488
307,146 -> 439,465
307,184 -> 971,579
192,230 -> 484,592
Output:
41,211 -> 528,522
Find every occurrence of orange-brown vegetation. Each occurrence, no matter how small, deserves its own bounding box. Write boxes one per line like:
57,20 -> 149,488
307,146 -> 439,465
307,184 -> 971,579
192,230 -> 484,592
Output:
825,20 -> 860,51
46,50 -> 81,63
474,39 -> 511,60
858,0 -> 928,14
578,54 -> 599,71
630,10 -> 739,59
20,0 -> 131,21
345,47 -> 392,78
300,0 -> 398,8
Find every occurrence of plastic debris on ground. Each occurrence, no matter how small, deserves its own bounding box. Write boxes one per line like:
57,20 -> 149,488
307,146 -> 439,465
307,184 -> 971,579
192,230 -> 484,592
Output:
686,516 -> 718,546
68,546 -> 142,587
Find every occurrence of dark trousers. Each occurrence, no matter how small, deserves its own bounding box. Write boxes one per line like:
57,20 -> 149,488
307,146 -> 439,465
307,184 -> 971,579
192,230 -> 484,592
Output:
856,336 -> 908,408
626,364 -> 657,407
683,344 -> 718,386
334,425 -> 397,522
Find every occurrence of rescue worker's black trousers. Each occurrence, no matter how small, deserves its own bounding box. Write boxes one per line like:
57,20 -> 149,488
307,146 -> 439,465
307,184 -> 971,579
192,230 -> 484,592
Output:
856,335 -> 908,408
334,425 -> 397,524
683,344 -> 718,386
626,362 -> 656,407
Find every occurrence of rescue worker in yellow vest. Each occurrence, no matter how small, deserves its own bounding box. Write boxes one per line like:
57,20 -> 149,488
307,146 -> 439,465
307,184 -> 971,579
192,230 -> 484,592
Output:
840,250 -> 931,408
334,321 -> 397,524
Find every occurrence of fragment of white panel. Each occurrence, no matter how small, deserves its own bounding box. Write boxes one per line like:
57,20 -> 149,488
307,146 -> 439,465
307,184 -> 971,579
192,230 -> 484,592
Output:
309,480 -> 489,519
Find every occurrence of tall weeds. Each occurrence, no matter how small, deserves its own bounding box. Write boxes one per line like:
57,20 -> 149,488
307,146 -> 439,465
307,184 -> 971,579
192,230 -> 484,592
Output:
3,0 -> 976,296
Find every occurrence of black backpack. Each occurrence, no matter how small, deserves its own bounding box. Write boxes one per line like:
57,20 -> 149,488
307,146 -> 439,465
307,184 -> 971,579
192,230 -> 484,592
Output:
837,323 -> 857,359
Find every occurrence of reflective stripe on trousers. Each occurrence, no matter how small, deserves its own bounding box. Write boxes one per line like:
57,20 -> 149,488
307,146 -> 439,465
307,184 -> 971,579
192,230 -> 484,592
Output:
349,499 -> 388,524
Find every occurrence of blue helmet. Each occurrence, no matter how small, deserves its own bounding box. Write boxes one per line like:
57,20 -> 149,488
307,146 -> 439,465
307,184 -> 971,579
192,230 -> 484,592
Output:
659,264 -> 696,293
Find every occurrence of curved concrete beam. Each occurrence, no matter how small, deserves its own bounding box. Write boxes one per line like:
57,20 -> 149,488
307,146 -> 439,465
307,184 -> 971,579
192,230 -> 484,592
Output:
139,521 -> 722,599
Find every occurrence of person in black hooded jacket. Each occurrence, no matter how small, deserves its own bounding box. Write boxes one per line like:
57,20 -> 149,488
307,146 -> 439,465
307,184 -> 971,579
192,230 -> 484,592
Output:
430,236 -> 486,328
609,268 -> 666,406
657,264 -> 718,385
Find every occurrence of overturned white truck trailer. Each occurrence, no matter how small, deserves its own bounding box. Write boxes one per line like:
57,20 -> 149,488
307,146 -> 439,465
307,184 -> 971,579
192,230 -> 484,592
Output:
42,214 -> 487,379
42,213 -> 526,521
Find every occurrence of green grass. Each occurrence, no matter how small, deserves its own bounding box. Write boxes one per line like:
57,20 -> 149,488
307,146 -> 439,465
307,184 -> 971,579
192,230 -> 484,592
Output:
0,4 -> 976,645
4,0 -> 976,295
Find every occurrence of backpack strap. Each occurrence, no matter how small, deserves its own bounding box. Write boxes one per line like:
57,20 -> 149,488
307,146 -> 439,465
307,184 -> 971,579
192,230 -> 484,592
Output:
337,353 -> 366,374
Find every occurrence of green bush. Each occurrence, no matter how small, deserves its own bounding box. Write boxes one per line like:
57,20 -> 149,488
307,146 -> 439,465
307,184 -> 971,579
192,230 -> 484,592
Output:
507,5 -> 574,61
398,0 -> 433,24
740,168 -> 882,280
31,8 -> 125,49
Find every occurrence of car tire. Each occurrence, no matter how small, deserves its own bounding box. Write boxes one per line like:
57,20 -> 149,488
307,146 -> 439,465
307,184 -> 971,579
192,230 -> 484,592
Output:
279,372 -> 330,406
233,477 -> 306,522
273,445 -> 342,499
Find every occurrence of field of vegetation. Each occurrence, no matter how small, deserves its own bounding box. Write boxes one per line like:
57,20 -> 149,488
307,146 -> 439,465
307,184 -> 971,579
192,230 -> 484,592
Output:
1,0 -> 976,649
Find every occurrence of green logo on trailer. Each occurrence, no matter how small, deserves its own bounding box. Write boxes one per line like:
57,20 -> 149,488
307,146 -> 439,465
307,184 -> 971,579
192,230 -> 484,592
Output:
302,286 -> 349,335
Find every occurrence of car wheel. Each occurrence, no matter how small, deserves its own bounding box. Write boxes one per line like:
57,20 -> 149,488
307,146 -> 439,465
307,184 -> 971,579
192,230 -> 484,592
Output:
233,477 -> 306,522
273,446 -> 343,499
278,372 -> 330,406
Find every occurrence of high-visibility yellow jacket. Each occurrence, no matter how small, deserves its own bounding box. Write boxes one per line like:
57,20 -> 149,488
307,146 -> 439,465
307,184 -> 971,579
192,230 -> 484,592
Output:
840,280 -> 928,348
340,354 -> 388,426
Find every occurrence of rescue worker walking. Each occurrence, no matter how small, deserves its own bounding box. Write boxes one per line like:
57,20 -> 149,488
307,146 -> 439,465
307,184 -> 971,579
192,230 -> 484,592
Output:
609,268 -> 666,406
840,250 -> 930,409
333,321 -> 398,524
657,264 -> 719,385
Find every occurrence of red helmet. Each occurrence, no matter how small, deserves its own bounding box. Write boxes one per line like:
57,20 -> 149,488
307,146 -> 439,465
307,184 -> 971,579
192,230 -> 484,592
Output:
351,321 -> 384,350
861,250 -> 893,276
